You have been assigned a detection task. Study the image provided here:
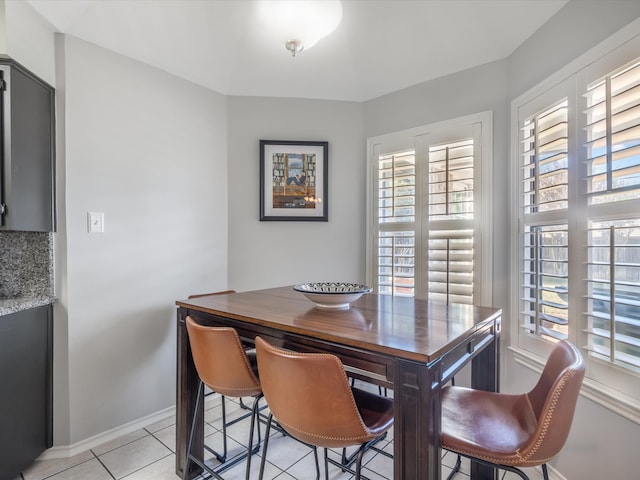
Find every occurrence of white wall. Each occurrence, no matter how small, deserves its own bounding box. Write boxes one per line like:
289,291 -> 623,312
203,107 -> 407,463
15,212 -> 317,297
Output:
60,35 -> 228,444
3,0 -> 56,85
227,96 -> 364,291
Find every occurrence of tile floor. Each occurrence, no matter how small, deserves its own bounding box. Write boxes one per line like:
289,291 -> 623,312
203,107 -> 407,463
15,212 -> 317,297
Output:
17,383 -> 545,480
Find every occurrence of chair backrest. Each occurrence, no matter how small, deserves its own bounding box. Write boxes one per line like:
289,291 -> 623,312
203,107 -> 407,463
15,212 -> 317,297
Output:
255,336 -> 376,449
185,316 -> 261,398
522,340 -> 585,464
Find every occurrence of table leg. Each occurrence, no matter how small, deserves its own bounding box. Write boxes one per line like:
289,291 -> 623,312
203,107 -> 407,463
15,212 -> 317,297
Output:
470,326 -> 500,480
394,358 -> 442,479
175,309 -> 204,479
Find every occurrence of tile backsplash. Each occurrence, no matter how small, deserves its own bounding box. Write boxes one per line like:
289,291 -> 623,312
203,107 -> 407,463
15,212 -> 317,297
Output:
0,231 -> 53,298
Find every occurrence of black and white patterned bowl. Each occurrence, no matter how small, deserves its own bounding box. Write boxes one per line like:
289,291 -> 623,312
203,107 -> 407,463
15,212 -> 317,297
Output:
293,282 -> 372,309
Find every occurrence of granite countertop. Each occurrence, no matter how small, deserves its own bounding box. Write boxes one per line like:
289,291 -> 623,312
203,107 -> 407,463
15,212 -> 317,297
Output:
1,230 -> 55,316
0,296 -> 57,316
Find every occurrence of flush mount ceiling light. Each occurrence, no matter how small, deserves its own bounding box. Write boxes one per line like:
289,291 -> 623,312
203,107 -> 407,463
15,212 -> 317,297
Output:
257,0 -> 343,57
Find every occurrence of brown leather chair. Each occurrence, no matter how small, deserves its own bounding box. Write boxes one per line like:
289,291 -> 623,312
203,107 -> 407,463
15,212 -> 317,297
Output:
441,340 -> 585,480
187,290 -> 254,459
183,316 -> 262,480
254,336 -> 394,480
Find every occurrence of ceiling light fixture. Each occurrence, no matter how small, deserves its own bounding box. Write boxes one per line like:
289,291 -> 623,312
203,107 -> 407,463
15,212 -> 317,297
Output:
285,39 -> 304,57
257,1 -> 343,57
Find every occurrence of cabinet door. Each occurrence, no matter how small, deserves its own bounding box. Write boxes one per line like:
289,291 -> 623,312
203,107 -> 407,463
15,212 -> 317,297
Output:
0,62 -> 56,232
0,305 -> 53,478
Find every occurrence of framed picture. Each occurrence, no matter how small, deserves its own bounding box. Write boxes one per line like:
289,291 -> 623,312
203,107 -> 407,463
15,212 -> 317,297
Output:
260,140 -> 329,221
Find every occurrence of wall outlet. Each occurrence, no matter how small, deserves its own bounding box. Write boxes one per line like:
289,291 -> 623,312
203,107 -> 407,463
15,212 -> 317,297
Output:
87,212 -> 104,233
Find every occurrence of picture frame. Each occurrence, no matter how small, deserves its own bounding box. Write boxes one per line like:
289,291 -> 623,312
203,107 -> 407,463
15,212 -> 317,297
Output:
260,140 -> 329,221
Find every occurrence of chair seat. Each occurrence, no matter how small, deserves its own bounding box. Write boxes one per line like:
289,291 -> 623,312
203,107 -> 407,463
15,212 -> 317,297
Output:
352,387 -> 394,436
441,386 -> 537,464
275,387 -> 394,449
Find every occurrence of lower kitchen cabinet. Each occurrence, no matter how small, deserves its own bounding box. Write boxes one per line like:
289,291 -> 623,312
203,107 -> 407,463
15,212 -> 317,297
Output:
0,304 -> 53,479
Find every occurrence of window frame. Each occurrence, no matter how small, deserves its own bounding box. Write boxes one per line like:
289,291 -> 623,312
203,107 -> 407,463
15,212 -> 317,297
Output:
366,111 -> 493,307
509,19 -> 640,424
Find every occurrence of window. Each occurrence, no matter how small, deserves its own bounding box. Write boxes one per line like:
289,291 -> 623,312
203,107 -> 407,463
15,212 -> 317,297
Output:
513,33 -> 640,416
367,113 -> 492,305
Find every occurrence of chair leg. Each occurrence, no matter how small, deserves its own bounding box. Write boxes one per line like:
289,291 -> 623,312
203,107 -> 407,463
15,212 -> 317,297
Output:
446,453 -> 462,480
239,397 -> 250,410
206,394 -> 261,465
245,395 -> 262,480
323,448 -> 330,480
258,414 -> 274,480
354,444 -> 367,480
182,387 -> 226,480
309,446 -> 319,480
254,398 -> 263,446
331,443 -> 368,480
219,395 -> 228,461
203,394 -> 229,463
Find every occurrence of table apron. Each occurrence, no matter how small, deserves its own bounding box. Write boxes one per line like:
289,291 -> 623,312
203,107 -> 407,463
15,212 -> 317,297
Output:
439,321 -> 498,387
183,308 -> 394,388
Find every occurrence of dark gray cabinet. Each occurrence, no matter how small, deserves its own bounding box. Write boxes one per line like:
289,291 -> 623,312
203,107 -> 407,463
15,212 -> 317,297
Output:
0,58 -> 55,232
0,305 -> 53,479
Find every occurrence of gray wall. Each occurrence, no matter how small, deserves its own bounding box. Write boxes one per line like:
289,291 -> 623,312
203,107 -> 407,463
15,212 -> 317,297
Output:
227,96 -> 365,291
58,35 -> 229,444
508,0 -> 640,99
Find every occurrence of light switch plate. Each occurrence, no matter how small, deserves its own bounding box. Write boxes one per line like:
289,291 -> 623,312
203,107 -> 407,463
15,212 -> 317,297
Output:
87,212 -> 104,233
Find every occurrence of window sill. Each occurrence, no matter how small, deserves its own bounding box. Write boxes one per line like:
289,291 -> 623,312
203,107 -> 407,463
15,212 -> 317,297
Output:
509,346 -> 640,425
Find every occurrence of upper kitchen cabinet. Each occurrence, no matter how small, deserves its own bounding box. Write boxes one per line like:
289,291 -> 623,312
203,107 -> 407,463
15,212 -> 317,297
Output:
0,58 -> 55,232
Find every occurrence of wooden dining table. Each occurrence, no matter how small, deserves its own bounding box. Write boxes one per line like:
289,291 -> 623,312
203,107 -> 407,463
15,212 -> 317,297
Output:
175,286 -> 501,480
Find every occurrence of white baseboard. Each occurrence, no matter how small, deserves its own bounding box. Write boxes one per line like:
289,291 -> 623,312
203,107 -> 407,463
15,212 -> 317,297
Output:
38,405 -> 176,460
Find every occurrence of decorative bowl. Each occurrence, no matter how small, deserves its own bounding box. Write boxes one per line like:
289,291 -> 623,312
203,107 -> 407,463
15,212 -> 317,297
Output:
293,282 -> 372,309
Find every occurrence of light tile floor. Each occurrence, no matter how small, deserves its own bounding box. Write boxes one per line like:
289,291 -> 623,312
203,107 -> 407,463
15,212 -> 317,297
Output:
18,383 -> 545,480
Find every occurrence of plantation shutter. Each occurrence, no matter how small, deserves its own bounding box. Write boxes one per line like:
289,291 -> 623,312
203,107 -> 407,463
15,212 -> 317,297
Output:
427,139 -> 475,304
519,99 -> 570,341
376,151 -> 416,296
584,59 -> 640,368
